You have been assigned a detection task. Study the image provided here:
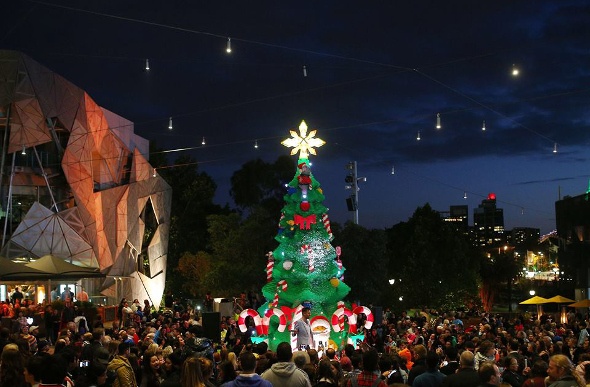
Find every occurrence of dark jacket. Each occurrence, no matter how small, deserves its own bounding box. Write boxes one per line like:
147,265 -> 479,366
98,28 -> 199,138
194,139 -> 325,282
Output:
442,368 -> 481,387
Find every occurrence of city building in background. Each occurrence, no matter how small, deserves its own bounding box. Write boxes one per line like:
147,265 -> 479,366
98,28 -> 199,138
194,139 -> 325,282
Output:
0,51 -> 171,307
555,193 -> 590,300
473,193 -> 505,247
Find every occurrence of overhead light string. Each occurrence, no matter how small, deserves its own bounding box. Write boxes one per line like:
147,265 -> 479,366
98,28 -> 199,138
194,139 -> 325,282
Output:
226,37 -> 232,53
436,113 -> 441,129
482,120 -> 486,131
168,117 -> 173,130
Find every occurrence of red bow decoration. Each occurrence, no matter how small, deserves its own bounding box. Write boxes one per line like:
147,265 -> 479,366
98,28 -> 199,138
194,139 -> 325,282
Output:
280,305 -> 296,322
293,214 -> 316,229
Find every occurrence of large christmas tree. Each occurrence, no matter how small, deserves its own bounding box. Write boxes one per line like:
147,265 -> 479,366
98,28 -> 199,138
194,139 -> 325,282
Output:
256,121 -> 352,350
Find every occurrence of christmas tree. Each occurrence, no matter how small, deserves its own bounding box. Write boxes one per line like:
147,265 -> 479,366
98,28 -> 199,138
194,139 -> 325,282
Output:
257,121 -> 352,350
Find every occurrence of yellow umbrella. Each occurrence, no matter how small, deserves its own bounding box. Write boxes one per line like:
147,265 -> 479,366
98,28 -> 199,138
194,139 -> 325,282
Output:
546,295 -> 575,304
519,296 -> 549,305
569,299 -> 590,308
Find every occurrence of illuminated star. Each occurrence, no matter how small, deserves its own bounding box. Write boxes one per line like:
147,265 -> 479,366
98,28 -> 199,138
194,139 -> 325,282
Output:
281,120 -> 325,159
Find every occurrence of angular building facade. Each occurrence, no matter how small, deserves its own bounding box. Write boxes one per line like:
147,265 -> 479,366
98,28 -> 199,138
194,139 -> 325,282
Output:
0,51 -> 171,308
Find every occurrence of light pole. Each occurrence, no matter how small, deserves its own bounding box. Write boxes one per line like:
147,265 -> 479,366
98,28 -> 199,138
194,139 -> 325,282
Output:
345,161 -> 366,224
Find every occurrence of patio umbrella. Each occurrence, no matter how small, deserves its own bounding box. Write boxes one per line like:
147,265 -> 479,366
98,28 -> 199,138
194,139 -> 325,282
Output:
569,299 -> 590,308
546,295 -> 575,304
519,296 -> 549,305
25,254 -> 104,280
0,257 -> 48,280
520,296 -> 548,321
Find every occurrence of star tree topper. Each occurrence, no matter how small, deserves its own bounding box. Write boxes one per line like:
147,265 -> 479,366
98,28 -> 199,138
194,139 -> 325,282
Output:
281,120 -> 325,159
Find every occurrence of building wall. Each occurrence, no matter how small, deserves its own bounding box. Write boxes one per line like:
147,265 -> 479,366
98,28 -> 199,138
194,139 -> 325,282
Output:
0,50 -> 171,308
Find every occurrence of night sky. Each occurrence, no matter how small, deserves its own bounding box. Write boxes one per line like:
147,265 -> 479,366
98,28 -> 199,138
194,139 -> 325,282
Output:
3,1 -> 590,234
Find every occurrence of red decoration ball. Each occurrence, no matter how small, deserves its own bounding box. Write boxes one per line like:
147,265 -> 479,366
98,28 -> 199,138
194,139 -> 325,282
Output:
300,202 -> 310,211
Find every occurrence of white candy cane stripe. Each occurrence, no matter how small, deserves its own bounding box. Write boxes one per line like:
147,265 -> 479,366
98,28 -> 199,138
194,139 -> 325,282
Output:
263,308 -> 287,333
266,259 -> 274,282
277,280 -> 287,291
238,309 -> 263,334
352,306 -> 374,330
322,214 -> 333,238
272,280 -> 288,307
331,307 -> 356,333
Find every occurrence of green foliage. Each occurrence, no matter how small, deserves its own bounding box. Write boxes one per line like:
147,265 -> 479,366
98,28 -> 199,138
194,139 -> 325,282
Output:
332,222 -> 388,305
385,204 -> 481,310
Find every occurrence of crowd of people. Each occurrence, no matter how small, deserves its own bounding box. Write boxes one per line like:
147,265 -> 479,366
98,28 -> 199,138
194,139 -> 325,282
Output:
1,293 -> 590,387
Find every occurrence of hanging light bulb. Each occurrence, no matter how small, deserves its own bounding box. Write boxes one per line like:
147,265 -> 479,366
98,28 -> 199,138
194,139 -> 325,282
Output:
152,168 -> 157,178
226,37 -> 232,53
303,65 -> 307,77
145,59 -> 150,71
201,136 -> 206,145
463,191 -> 467,199
391,166 -> 395,175
168,117 -> 173,130
416,131 -> 421,141
553,143 -> 558,153
436,113 -> 441,129
254,140 -> 259,149
521,207 -> 525,215
512,64 -> 519,76
482,120 -> 486,131
21,145 -> 26,155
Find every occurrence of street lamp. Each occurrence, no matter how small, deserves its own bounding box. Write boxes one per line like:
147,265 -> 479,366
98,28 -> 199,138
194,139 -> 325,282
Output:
345,161 -> 366,224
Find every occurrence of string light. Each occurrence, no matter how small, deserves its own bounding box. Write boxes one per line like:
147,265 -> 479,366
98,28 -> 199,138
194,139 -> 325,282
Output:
391,166 -> 395,175
168,117 -> 173,130
145,59 -> 150,71
201,136 -> 206,145
553,143 -> 557,153
21,145 -> 26,155
463,191 -> 467,199
436,113 -> 441,129
482,120 -> 486,131
226,37 -> 232,53
512,64 -> 519,76
254,140 -> 259,149
416,131 -> 421,141
152,168 -> 156,177
303,65 -> 307,77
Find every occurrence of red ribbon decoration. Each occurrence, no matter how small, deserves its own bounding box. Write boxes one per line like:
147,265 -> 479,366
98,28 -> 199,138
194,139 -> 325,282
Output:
293,214 -> 317,229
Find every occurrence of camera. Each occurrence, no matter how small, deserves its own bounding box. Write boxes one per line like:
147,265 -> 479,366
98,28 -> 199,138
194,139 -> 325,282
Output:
79,360 -> 89,368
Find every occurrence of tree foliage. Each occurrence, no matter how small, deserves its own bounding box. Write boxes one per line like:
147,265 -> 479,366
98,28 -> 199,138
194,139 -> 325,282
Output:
176,251 -> 213,297
333,222 -> 388,305
385,204 -> 481,310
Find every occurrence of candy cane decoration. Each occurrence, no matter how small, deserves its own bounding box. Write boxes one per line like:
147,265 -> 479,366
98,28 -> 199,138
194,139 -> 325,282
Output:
322,214 -> 333,240
331,306 -> 356,333
335,246 -> 343,280
266,252 -> 274,282
271,280 -> 288,308
262,308 -> 287,334
301,244 -> 314,272
352,306 -> 374,330
238,309 -> 263,335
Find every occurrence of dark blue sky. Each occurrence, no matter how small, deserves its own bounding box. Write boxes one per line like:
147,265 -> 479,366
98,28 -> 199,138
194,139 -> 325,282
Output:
3,1 -> 590,234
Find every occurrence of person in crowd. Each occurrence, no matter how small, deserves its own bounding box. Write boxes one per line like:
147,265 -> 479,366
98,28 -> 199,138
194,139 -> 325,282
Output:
409,344 -> 428,385
413,351 -> 446,387
24,355 -> 43,387
61,287 -> 74,302
140,352 -> 163,387
197,357 -> 215,387
478,361 -> 502,387
292,307 -> 315,350
11,287 -> 24,305
180,357 -> 206,387
108,342 -> 138,387
442,350 -> 480,387
217,361 -> 237,386
343,348 -> 387,387
161,349 -> 183,387
314,358 -> 339,387
502,356 -> 526,387
475,341 -> 496,371
222,351 -> 272,387
522,360 -> 548,387
0,344 -> 27,387
77,287 -> 90,302
546,354 -> 585,387
261,341 -> 312,386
